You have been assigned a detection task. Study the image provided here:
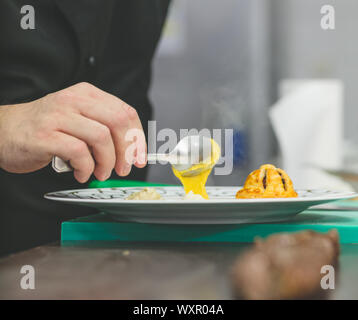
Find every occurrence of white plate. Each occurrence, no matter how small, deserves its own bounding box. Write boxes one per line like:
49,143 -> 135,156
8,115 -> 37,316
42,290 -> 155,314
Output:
44,187 -> 357,224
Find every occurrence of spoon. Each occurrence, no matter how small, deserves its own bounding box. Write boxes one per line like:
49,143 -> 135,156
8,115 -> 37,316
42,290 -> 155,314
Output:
148,135 -> 215,176
52,135 -> 215,176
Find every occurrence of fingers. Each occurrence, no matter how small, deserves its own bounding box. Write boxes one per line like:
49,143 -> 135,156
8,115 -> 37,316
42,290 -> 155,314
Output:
77,102 -> 133,176
70,84 -> 147,176
48,132 -> 95,183
57,114 -> 116,181
55,82 -> 148,177
121,103 -> 147,169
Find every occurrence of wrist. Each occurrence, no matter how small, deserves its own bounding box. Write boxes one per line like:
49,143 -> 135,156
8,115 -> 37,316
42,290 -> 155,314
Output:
0,104 -> 11,120
0,105 -> 13,169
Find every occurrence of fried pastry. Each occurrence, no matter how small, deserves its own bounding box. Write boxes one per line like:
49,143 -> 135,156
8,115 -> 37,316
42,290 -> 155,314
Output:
236,164 -> 298,199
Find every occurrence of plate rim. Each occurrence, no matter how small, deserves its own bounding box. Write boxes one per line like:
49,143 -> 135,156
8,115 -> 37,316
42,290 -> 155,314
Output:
44,186 -> 358,204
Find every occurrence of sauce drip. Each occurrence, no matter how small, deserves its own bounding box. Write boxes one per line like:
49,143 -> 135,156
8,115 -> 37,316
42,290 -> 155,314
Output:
172,139 -> 220,199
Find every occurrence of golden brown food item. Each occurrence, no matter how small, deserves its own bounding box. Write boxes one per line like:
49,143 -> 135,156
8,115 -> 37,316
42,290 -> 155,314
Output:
231,229 -> 340,300
236,164 -> 298,199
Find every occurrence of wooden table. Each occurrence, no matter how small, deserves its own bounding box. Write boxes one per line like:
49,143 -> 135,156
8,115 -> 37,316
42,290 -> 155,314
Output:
1,242 -> 358,299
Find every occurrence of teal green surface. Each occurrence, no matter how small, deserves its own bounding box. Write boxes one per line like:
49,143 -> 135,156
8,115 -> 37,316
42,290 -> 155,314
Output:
61,180 -> 358,244
89,179 -> 175,188
61,203 -> 358,244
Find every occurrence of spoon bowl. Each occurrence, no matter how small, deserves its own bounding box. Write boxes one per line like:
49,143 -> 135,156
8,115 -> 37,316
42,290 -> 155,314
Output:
147,135 -> 217,176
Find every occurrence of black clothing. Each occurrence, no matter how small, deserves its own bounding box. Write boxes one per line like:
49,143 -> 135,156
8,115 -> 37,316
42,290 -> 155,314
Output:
0,0 -> 170,255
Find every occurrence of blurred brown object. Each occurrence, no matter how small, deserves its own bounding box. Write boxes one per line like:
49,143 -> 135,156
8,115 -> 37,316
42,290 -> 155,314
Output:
231,229 -> 340,300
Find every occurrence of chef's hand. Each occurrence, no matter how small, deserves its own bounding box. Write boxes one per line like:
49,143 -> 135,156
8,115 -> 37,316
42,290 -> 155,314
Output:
0,82 -> 147,183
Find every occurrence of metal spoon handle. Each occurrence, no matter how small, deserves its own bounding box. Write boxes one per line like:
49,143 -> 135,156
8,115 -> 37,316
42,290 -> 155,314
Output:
52,156 -> 72,173
147,153 -> 171,163
53,154 -> 173,173
52,153 -> 188,173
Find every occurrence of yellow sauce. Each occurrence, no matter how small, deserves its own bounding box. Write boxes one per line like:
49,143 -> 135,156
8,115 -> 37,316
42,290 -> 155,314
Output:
172,139 -> 220,199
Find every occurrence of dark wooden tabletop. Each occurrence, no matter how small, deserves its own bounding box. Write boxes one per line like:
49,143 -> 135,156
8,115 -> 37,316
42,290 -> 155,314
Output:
1,242 -> 358,299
